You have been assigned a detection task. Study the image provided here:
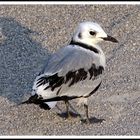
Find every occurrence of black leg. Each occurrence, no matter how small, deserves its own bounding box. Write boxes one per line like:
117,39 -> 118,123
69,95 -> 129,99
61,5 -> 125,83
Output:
65,100 -> 70,118
84,104 -> 90,123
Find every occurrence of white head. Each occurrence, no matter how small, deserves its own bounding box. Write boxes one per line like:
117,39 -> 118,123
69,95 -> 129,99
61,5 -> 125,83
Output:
72,21 -> 118,46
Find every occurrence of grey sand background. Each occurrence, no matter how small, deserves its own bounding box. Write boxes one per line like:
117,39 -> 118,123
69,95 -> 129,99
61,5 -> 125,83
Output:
0,5 -> 139,135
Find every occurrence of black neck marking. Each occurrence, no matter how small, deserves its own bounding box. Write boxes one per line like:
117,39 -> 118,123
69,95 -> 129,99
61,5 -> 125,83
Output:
70,40 -> 99,54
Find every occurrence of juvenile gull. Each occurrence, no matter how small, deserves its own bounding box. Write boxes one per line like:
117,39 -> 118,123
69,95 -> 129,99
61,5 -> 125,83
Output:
21,21 -> 118,122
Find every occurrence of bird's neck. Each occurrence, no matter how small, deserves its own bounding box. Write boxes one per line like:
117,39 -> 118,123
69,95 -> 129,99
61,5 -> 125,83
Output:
70,40 -> 106,68
70,40 -> 99,54
95,45 -> 106,68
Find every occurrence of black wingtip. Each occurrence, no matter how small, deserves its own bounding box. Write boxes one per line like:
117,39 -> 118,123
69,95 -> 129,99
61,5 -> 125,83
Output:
17,99 -> 32,106
21,100 -> 31,104
18,94 -> 39,106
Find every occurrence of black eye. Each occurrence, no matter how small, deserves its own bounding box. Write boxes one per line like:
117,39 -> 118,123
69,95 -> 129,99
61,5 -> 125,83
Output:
89,31 -> 96,36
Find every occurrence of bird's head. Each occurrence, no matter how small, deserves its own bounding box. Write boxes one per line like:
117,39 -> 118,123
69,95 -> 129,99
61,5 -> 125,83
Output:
72,21 -> 118,46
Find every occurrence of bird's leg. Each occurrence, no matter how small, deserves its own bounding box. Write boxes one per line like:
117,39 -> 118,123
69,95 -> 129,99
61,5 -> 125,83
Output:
84,104 -> 90,123
64,100 -> 71,118
78,97 -> 90,123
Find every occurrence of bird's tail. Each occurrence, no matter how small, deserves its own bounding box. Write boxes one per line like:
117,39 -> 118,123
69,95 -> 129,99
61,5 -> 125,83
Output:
18,94 -> 57,110
18,94 -> 39,105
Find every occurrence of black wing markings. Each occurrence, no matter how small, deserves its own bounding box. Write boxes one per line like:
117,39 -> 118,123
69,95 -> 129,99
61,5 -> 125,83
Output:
36,64 -> 104,91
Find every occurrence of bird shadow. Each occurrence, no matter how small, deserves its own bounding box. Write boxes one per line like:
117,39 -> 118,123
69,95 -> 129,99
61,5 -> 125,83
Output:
57,111 -> 80,118
56,103 -> 105,124
80,117 -> 105,124
0,17 -> 50,104
57,111 -> 105,124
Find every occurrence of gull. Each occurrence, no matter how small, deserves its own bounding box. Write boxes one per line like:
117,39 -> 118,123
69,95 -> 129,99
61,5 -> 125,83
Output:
21,21 -> 118,122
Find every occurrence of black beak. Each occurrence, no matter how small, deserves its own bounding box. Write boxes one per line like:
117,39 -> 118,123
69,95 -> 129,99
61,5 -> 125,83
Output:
102,35 -> 118,43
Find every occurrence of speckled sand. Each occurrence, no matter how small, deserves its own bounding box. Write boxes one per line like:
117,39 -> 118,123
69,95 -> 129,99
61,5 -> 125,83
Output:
0,4 -> 139,135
